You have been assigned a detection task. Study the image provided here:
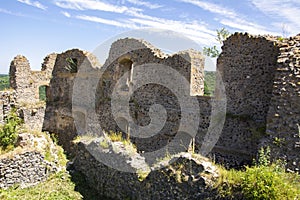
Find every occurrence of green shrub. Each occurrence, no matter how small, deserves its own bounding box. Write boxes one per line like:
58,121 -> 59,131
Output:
0,109 -> 22,149
217,147 -> 300,199
240,165 -> 299,200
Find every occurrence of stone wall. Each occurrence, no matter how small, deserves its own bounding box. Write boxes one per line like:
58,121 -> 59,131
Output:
9,53 -> 56,104
0,91 -> 17,125
212,33 -> 300,170
211,33 -> 280,167
0,131 -> 61,189
265,34 -> 300,171
0,151 -> 53,188
71,141 -> 219,200
43,49 -> 99,153
43,39 -> 206,155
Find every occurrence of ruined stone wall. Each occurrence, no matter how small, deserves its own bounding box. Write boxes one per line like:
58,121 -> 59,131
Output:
43,39 -> 206,155
212,33 -> 300,170
0,151 -> 53,188
265,34 -> 300,171
5,54 -> 56,131
9,53 -> 57,104
0,91 -> 17,125
71,142 -> 219,200
212,33 -> 280,167
43,49 -> 99,153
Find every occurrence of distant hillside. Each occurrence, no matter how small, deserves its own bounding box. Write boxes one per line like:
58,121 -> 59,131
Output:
0,74 -> 9,91
0,72 -> 216,96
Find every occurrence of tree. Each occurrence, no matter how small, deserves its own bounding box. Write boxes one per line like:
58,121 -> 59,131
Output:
203,28 -> 231,58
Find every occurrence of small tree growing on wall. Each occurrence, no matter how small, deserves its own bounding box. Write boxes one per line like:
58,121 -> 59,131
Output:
203,28 -> 231,58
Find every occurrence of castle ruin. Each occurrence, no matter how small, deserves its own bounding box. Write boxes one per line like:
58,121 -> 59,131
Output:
0,32 -> 299,198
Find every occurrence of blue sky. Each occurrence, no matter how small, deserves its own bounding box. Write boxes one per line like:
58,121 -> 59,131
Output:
0,0 -> 300,73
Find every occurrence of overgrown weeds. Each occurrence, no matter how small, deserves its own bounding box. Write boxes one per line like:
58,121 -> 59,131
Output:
216,146 -> 300,199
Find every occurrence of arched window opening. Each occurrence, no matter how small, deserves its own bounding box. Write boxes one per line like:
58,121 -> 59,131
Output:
65,57 -> 78,73
118,58 -> 133,91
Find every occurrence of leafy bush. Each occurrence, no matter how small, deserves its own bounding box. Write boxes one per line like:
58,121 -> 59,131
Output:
240,165 -> 299,200
0,109 -> 22,149
217,147 -> 300,199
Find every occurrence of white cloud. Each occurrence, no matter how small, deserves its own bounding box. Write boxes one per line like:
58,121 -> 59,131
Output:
54,0 -> 141,13
0,8 -> 24,16
53,0 -> 223,45
76,15 -> 139,29
251,0 -> 300,35
17,0 -> 47,10
126,0 -> 163,9
220,18 -> 279,35
129,17 -> 216,45
178,0 -> 237,18
179,0 -> 282,36
61,11 -> 71,17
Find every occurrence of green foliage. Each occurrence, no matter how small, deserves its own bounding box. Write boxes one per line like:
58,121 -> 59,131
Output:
0,74 -> 10,91
99,138 -> 109,149
256,146 -> 271,167
217,147 -> 300,200
216,28 -> 231,45
204,71 -> 216,96
108,131 -> 124,142
203,28 -> 231,58
203,46 -> 220,58
39,85 -> 47,101
240,165 -> 299,200
0,171 -> 82,200
0,109 -> 22,149
65,58 -> 78,73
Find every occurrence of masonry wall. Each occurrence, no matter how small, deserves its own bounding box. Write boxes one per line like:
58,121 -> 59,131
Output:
43,39 -> 206,155
0,91 -> 17,125
43,49 -> 99,153
265,34 -> 300,171
212,33 -> 280,167
9,53 -> 56,104
0,151 -> 53,188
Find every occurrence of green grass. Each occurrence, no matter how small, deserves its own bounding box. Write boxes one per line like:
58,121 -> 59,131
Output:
0,171 -> 82,200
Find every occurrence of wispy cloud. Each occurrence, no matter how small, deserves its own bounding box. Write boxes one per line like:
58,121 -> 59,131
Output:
126,0 -> 163,9
54,0 -> 140,13
0,8 -> 24,16
76,15 -> 139,29
179,0 -> 237,18
250,0 -> 300,35
75,11 -> 216,45
61,11 -> 71,17
179,0 -> 281,35
220,18 -> 279,35
54,0 -> 217,45
17,0 -> 47,10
